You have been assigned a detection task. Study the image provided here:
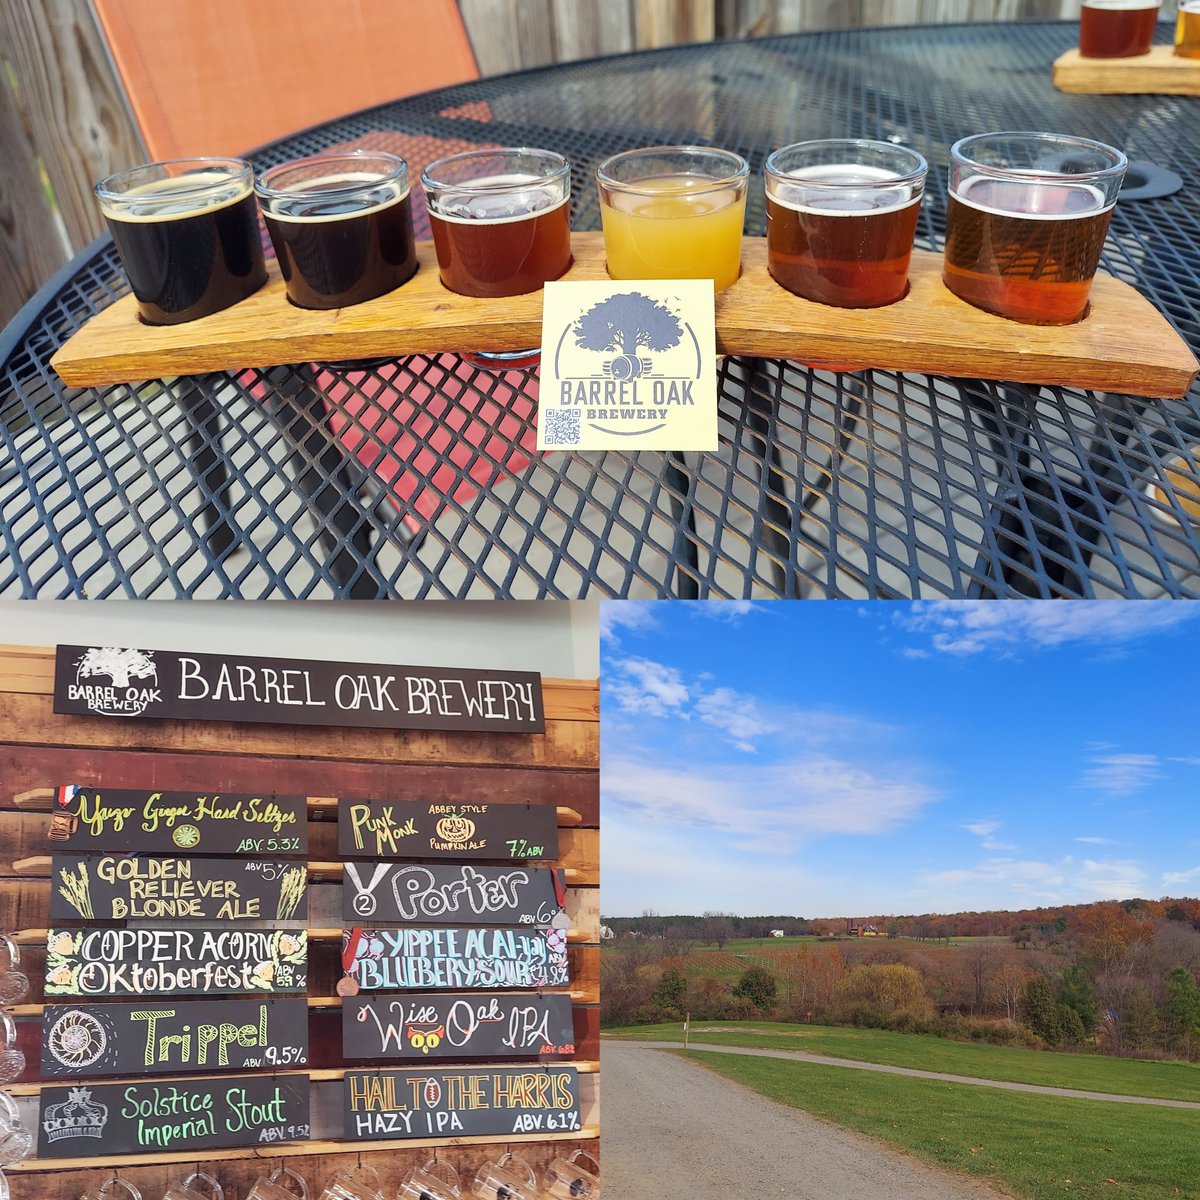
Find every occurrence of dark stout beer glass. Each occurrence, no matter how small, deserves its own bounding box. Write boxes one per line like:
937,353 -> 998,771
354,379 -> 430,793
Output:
1079,0 -> 1161,57
764,139 -> 927,308
256,151 -> 417,309
943,132 -> 1127,326
95,158 -> 266,325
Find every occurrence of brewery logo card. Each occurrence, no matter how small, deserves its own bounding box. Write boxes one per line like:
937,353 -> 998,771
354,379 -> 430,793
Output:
38,1075 -> 310,1157
52,786 -> 308,856
342,992 -> 576,1062
338,798 -> 559,861
40,998 -> 309,1077
45,927 -> 308,996
344,1065 -> 581,1139
538,279 -> 718,451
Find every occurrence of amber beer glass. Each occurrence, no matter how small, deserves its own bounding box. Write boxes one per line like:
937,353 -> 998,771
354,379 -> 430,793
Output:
765,139 -> 927,308
942,132 -> 1127,326
95,158 -> 267,325
256,151 -> 417,309
1176,0 -> 1200,56
421,148 -> 572,297
1079,0 -> 1161,56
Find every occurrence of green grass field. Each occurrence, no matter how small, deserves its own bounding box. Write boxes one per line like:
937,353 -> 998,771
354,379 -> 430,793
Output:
604,1021 -> 1200,1102
685,1050 -> 1200,1200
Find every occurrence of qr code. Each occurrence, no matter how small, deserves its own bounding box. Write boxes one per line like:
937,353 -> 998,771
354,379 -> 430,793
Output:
543,407 -> 582,447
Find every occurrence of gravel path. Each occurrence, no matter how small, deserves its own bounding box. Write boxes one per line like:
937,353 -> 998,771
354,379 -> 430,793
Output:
604,1042 -> 1015,1200
622,1038 -> 1200,1108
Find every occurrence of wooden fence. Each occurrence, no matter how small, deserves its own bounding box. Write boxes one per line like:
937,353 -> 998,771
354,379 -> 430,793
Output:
0,0 -> 1078,326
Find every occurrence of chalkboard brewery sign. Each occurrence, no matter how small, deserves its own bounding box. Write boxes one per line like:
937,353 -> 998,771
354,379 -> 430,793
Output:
38,1075 -> 310,1158
344,927 -> 570,990
339,799 -> 559,861
343,993 -> 576,1062
50,856 -> 308,922
41,998 -> 309,1077
45,928 -> 308,996
53,645 -> 545,733
53,786 -> 308,855
343,862 -> 566,924
345,1066 -> 581,1139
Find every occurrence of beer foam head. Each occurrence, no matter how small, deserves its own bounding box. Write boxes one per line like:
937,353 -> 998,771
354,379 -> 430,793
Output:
771,163 -> 919,215
432,173 -> 567,223
99,172 -> 253,222
955,174 -> 1111,219
1081,1 -> 1160,9
606,174 -> 742,217
261,171 -> 410,221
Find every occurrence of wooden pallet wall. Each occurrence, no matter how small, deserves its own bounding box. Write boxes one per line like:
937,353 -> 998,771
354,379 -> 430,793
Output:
0,644 -> 599,1199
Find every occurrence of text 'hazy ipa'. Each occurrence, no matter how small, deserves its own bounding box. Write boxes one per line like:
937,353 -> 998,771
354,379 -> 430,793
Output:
102,174 -> 266,325
767,165 -> 921,308
1176,0 -> 1200,56
1079,0 -> 1160,57
263,173 -> 417,309
428,176 -> 571,297
943,177 -> 1114,325
601,177 -> 746,291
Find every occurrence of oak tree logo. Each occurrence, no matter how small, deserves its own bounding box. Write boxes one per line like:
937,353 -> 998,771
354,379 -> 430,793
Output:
573,292 -> 684,380
70,647 -> 161,717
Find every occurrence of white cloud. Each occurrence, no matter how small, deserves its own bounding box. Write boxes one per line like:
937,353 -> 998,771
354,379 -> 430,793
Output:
605,657 -> 689,718
599,602 -> 658,642
1162,864 -> 1200,886
920,855 -> 1147,906
1075,835 -> 1116,845
962,819 -> 1000,837
693,686 -> 778,752
897,600 -> 1200,657
1081,753 -> 1162,796
689,601 -> 759,623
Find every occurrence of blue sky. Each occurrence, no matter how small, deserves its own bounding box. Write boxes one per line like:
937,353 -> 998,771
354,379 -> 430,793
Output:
600,601 -> 1200,918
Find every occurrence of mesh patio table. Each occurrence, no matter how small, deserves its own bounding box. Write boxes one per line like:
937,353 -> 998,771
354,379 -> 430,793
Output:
3,19 -> 1200,599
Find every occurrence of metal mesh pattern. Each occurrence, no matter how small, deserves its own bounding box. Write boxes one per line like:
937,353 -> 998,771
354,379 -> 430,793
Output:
3,21 -> 1200,597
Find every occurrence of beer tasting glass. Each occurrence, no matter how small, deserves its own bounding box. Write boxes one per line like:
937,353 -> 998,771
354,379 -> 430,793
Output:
95,158 -> 267,325
0,1093 -> 32,1167
316,1165 -> 383,1200
543,1149 -> 600,1199
162,1173 -> 222,1200
246,1166 -> 309,1200
0,939 -> 28,1006
82,1177 -> 142,1200
256,151 -> 418,309
942,132 -> 1127,325
397,1159 -> 461,1200
1079,0 -> 1161,56
470,1153 -> 537,1200
1177,0 -> 1200,54
421,148 -> 572,297
764,139 -> 927,308
596,145 -> 750,291
0,1015 -> 24,1086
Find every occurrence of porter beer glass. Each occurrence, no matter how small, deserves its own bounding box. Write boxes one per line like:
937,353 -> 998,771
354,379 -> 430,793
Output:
765,139 -> 927,308
596,145 -> 749,291
1079,0 -> 1161,56
95,158 -> 267,324
256,151 -> 417,309
942,132 -> 1127,325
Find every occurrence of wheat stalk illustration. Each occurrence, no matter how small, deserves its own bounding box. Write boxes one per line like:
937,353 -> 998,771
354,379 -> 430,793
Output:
276,866 -> 306,921
58,864 -> 94,919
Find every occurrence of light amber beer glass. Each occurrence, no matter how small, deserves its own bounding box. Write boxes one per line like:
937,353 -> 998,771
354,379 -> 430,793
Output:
765,139 -> 927,308
1176,0 -> 1200,55
256,152 -> 416,310
942,132 -> 1127,326
596,146 -> 749,291
1079,0 -> 1161,57
95,158 -> 267,325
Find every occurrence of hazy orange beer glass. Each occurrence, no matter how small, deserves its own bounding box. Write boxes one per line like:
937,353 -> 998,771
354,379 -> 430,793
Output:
942,132 -> 1127,326
1176,0 -> 1200,55
765,139 -> 927,308
1079,0 -> 1161,57
596,146 -> 749,291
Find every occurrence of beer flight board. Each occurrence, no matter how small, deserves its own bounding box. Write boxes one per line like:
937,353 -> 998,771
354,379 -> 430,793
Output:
33,787 -> 582,1159
49,234 -> 1198,399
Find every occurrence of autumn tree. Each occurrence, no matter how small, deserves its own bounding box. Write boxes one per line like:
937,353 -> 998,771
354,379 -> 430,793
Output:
834,963 -> 934,1028
733,966 -> 778,1013
701,912 -> 735,950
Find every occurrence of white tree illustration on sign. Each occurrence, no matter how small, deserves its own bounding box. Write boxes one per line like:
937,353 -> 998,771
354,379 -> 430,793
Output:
75,648 -> 156,688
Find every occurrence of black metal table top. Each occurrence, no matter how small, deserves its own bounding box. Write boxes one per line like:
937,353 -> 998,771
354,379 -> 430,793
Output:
4,20 -> 1200,598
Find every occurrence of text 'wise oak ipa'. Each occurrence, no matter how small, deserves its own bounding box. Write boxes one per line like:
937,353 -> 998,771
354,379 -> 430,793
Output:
422,149 -> 572,298
96,159 -> 267,325
596,146 -> 750,292
257,153 -> 417,310
765,140 -> 927,308
1176,0 -> 1200,56
1079,0 -> 1161,57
